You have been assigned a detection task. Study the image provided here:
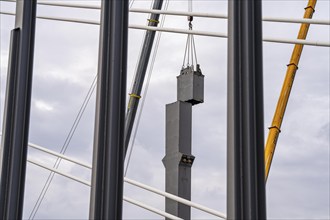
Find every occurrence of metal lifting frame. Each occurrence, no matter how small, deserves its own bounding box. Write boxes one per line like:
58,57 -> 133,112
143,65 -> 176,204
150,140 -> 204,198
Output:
124,0 -> 164,154
264,0 -> 317,181
89,0 -> 128,219
227,0 -> 266,219
0,0 -> 37,219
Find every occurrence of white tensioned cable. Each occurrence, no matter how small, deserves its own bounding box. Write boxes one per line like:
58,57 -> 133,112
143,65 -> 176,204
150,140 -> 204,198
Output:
27,158 -> 183,220
127,0 -> 155,101
130,8 -> 330,25
128,25 -> 330,47
125,0 -> 155,173
123,196 -> 183,220
125,178 -> 226,219
183,0 -> 199,68
129,0 -> 136,9
1,0 -> 132,10
27,143 -> 226,219
124,0 -> 169,176
2,0 -> 329,25
28,143 -> 91,169
188,0 -> 192,12
28,76 -> 97,220
0,12 -> 329,47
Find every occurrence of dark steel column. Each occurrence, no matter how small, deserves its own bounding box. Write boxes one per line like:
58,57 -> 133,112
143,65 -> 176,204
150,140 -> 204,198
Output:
89,0 -> 128,219
227,0 -> 266,219
0,1 -> 37,219
124,0 -> 163,154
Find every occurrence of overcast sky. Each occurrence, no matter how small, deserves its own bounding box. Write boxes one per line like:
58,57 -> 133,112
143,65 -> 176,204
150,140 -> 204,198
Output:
0,0 -> 329,219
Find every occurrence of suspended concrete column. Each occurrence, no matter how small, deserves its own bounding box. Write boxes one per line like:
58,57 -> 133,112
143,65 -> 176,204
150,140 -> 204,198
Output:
163,101 -> 193,220
89,0 -> 129,219
227,0 -> 267,219
163,65 -> 204,220
0,1 -> 37,219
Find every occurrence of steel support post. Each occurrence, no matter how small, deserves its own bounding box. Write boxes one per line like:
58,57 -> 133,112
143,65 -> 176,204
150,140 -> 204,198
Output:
0,1 -> 37,219
124,0 -> 164,154
227,0 -> 267,219
89,0 -> 128,219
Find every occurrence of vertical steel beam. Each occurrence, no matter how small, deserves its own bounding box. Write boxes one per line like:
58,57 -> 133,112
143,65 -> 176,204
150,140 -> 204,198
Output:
0,1 -> 37,219
227,0 -> 266,219
89,0 -> 128,219
124,0 -> 164,154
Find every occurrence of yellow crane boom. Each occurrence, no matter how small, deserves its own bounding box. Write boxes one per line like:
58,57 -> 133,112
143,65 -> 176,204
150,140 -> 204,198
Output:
264,0 -> 317,182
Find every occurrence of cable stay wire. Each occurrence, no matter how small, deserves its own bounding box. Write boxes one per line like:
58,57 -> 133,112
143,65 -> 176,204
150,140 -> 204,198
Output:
28,75 -> 97,219
23,142 -> 227,219
0,11 -> 329,46
128,0 -> 156,95
28,0 -> 140,218
24,140 -> 227,219
1,0 -> 330,25
28,0 -> 151,218
125,0 -> 170,176
26,153 -> 226,219
129,0 -> 136,9
128,31 -> 147,93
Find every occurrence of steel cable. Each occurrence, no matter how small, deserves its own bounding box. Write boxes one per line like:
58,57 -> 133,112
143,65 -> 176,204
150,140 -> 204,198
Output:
28,75 -> 97,219
182,0 -> 198,69
29,0 -> 139,218
125,0 -> 169,176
